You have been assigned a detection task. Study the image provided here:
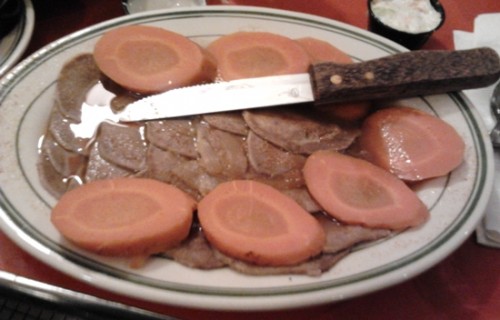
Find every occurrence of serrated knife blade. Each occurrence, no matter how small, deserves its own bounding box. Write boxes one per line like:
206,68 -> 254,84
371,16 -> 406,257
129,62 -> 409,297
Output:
120,73 -> 313,122
119,48 -> 500,122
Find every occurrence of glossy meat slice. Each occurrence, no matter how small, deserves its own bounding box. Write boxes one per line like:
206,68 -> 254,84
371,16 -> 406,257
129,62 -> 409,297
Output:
202,112 -> 248,136
39,132 -> 86,177
174,158 -> 222,198
84,142 -> 133,182
214,249 -> 348,277
145,145 -> 220,200
243,108 -> 359,154
236,169 -> 303,193
97,121 -> 147,171
196,122 -> 248,178
281,188 -> 322,213
164,228 -> 225,269
56,53 -> 101,122
48,108 -> 90,155
145,145 -> 201,199
146,118 -> 198,158
316,214 -> 392,253
247,130 -> 306,177
38,148 -> 71,199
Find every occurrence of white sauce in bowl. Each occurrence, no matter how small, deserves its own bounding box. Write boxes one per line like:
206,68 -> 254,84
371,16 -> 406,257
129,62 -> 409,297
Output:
370,0 -> 442,33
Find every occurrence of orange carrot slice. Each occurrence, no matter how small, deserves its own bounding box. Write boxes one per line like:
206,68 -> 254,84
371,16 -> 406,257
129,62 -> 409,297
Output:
207,31 -> 311,81
295,37 -> 353,64
93,25 -> 216,94
303,150 -> 429,230
197,180 -> 326,266
359,106 -> 465,181
51,178 -> 196,257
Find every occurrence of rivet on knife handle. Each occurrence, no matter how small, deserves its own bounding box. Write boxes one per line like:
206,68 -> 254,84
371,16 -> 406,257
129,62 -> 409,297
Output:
309,47 -> 500,104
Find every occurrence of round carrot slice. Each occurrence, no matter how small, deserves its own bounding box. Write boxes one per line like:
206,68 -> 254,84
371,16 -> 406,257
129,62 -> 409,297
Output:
198,180 -> 326,266
93,25 -> 215,94
359,106 -> 465,181
303,150 -> 429,230
295,37 -> 353,64
51,178 -> 196,257
207,31 -> 311,81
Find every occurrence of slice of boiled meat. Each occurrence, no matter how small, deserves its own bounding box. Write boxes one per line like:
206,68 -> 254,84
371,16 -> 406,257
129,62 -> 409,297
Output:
245,168 -> 305,191
243,108 -> 359,154
56,53 -> 101,122
97,121 -> 147,172
164,228 -> 226,269
214,249 -> 349,277
84,142 -> 133,182
281,188 -> 322,213
145,145 -> 220,200
196,121 -> 248,178
146,118 -> 198,158
202,112 -> 248,136
40,132 -> 86,177
316,214 -> 392,253
247,130 -> 306,177
48,108 -> 90,155
145,145 -> 201,199
173,159 -> 222,198
37,148 -> 71,198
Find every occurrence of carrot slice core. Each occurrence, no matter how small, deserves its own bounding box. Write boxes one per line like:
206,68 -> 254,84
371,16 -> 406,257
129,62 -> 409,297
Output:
218,197 -> 288,237
334,173 -> 393,209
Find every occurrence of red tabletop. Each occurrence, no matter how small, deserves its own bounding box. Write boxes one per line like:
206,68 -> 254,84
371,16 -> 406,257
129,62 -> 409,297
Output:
3,0 -> 499,319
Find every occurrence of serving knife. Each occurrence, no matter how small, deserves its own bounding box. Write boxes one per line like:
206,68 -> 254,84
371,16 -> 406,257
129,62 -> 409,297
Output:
119,47 -> 500,122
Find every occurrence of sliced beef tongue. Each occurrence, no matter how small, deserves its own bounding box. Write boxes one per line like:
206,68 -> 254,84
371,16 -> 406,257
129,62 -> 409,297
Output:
38,148 -> 72,199
145,146 -> 200,199
84,142 -> 133,182
316,214 -> 392,253
97,121 -> 147,172
163,228 -> 226,269
38,132 -> 86,197
243,108 -> 359,154
172,159 -> 222,198
242,165 -> 305,193
48,107 -> 90,155
56,53 -> 101,122
202,112 -> 249,136
247,130 -> 306,177
214,249 -> 349,277
281,188 -> 322,213
146,118 -> 198,158
196,121 -> 248,178
40,132 -> 86,178
145,145 -> 220,200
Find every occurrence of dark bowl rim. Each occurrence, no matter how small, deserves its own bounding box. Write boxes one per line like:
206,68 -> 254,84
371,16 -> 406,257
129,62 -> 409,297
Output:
368,0 -> 446,36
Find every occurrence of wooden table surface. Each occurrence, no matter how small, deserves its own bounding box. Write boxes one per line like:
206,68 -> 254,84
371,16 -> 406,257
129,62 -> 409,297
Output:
2,0 -> 499,319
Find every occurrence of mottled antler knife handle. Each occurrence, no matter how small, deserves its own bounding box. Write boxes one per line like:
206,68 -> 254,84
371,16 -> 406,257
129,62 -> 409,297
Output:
309,47 -> 500,104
